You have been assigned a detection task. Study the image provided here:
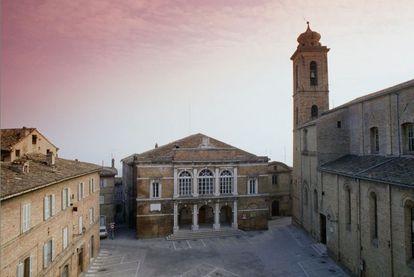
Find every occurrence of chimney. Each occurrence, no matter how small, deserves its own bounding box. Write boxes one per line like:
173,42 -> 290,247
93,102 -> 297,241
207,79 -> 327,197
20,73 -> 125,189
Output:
22,126 -> 30,136
46,151 -> 55,166
111,158 -> 115,168
12,161 -> 30,174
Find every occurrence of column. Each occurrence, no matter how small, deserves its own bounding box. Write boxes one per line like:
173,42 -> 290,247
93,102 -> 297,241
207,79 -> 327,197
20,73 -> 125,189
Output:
192,204 -> 199,231
173,168 -> 178,198
232,200 -> 238,229
192,168 -> 198,197
233,167 -> 238,195
173,202 -> 179,232
214,168 -> 220,196
213,203 -> 220,230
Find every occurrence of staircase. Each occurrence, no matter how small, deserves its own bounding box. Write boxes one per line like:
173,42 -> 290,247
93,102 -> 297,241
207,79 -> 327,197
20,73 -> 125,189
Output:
166,228 -> 245,241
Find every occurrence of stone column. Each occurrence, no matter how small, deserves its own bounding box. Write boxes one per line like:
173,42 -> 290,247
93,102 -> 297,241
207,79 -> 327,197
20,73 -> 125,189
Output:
173,168 -> 178,198
192,204 -> 199,231
232,200 -> 238,229
173,202 -> 179,232
213,203 -> 220,230
215,168 -> 220,196
193,168 -> 198,197
233,167 -> 238,195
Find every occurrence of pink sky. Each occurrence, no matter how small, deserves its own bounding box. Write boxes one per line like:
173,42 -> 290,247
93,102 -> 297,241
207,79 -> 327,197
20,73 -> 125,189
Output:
2,0 -> 414,168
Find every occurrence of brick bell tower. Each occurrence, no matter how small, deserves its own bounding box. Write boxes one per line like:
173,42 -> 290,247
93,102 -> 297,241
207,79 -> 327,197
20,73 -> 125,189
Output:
291,22 -> 329,129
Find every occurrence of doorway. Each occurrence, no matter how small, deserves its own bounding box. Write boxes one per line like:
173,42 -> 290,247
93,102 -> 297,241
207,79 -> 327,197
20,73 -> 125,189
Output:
178,206 -> 192,229
272,200 -> 280,216
198,205 -> 214,226
220,206 -> 232,226
320,214 -> 327,244
78,247 -> 84,274
89,236 -> 94,261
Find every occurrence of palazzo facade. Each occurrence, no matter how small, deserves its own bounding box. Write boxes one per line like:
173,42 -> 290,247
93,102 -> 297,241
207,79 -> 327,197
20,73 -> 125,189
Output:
122,133 -> 275,238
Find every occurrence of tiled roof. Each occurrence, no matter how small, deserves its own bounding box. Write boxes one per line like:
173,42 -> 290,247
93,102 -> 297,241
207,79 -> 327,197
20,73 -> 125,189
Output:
122,133 -> 268,164
319,155 -> 414,187
1,154 -> 101,200
1,127 -> 36,151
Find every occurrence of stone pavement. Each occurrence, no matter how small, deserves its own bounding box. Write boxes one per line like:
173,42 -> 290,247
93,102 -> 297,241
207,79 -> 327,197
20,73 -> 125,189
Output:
84,217 -> 349,277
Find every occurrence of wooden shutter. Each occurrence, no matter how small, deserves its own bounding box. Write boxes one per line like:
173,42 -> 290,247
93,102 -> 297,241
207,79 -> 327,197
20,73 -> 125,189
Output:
79,216 -> 83,234
29,255 -> 33,277
25,204 -> 31,231
61,190 -> 65,210
44,196 -> 50,220
63,227 -> 68,249
43,243 -> 47,268
51,239 -> 56,261
17,262 -> 24,277
67,188 -> 71,206
51,194 -> 56,216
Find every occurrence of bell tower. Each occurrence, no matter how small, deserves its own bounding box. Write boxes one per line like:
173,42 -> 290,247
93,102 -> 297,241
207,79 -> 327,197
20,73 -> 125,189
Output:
291,22 -> 329,128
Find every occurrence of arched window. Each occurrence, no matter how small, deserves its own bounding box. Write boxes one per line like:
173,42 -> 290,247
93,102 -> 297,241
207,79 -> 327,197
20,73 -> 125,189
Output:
369,192 -> 378,241
220,170 -> 233,194
198,169 -> 214,195
310,61 -> 318,86
178,171 -> 192,196
370,127 -> 379,154
311,105 -> 318,118
313,189 -> 318,213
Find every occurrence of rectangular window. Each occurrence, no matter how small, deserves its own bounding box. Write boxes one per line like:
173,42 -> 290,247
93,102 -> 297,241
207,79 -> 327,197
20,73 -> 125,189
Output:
63,227 -> 68,250
337,121 -> 342,128
99,195 -> 104,204
407,123 -> 414,152
32,135 -> 37,144
62,188 -> 70,210
21,203 -> 31,233
79,216 -> 83,234
272,175 -> 278,185
91,178 -> 95,193
151,181 -> 160,198
89,208 -> 94,225
346,189 -> 351,229
78,183 -> 84,200
100,179 -> 107,188
16,149 -> 21,158
43,240 -> 54,268
248,179 -> 257,194
17,256 -> 32,277
44,195 -> 55,220
370,127 -> 379,154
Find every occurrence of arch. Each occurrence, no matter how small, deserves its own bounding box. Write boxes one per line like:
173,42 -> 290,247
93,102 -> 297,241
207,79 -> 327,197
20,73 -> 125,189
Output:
311,105 -> 318,118
178,206 -> 192,229
220,170 -> 233,194
178,170 -> 192,196
271,200 -> 280,216
198,205 -> 214,226
220,205 -> 232,225
198,169 -> 214,195
310,61 -> 318,86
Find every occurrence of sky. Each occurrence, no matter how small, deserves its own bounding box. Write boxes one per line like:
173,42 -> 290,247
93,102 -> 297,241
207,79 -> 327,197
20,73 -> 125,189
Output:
1,0 -> 414,171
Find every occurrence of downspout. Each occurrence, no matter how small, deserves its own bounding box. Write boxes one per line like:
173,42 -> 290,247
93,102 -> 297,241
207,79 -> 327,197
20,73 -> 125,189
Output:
388,184 -> 394,276
358,178 -> 362,277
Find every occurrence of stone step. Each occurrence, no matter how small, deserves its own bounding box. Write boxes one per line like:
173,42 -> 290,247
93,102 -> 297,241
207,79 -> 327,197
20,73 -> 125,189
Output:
166,229 -> 245,241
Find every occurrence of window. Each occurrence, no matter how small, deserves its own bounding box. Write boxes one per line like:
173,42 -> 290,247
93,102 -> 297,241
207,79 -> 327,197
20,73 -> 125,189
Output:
99,195 -> 104,204
346,188 -> 351,229
370,127 -> 379,154
32,135 -> 37,144
21,203 -> 31,233
313,189 -> 318,213
100,179 -> 107,188
151,180 -> 161,198
78,183 -> 84,200
310,61 -> 318,86
403,123 -> 414,154
179,171 -> 192,196
220,170 -> 233,194
89,208 -> 94,225
370,192 -> 378,242
311,105 -> 318,118
61,265 -> 69,277
198,169 -> 214,195
63,226 -> 69,250
79,216 -> 83,234
337,121 -> 342,128
248,178 -> 257,194
16,256 -> 32,277
89,178 -> 95,194
16,149 -> 21,158
43,194 -> 55,220
62,188 -> 70,210
43,239 -> 54,268
295,65 -> 299,89
295,107 -> 299,126
272,174 -> 278,185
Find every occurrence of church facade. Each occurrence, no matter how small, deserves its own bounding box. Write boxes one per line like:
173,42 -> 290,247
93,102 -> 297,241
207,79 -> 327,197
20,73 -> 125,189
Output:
122,134 -> 291,238
292,24 -> 414,276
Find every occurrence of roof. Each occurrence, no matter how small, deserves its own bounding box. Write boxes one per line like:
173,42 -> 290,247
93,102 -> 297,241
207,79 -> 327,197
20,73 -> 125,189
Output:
122,133 -> 268,164
1,154 -> 101,200
319,155 -> 414,187
1,127 -> 36,151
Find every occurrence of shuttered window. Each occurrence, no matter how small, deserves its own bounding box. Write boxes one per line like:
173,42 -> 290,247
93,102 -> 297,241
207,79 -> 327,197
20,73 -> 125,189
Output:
63,227 -> 69,250
21,203 -> 31,233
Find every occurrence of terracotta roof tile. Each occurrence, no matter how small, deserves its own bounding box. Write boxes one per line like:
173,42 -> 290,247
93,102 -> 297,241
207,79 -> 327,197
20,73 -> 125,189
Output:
1,127 -> 36,151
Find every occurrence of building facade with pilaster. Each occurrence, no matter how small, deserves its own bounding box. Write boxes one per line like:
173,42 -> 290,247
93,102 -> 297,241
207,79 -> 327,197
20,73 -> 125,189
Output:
122,133 -> 273,238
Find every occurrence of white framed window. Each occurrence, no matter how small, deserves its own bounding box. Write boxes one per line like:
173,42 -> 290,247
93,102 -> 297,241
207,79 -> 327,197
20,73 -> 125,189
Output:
62,226 -> 69,250
99,195 -> 104,204
43,194 -> 55,220
247,178 -> 257,195
89,178 -> 95,194
78,183 -> 84,200
178,171 -> 192,196
16,255 -> 33,277
89,208 -> 94,225
21,203 -> 31,233
220,170 -> 233,194
79,216 -> 83,234
198,169 -> 214,195
150,180 -> 161,198
43,239 -> 55,268
62,188 -> 70,210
